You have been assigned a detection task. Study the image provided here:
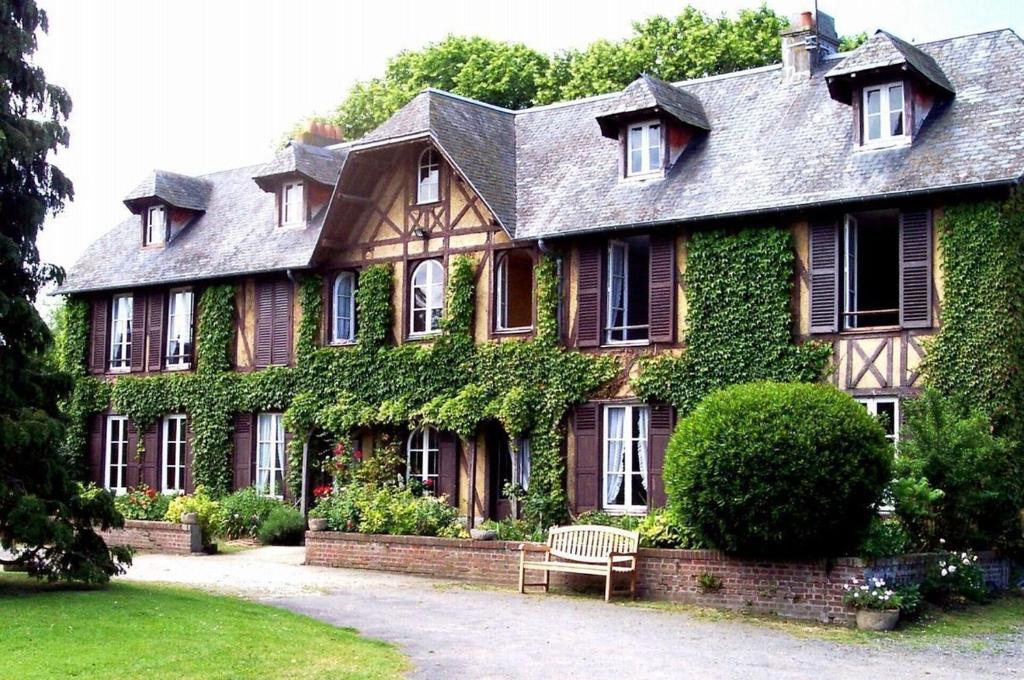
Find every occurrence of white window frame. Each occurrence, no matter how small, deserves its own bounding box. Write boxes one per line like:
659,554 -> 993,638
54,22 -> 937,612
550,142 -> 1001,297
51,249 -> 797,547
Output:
281,180 -> 305,227
109,294 -> 133,371
626,120 -> 662,177
417,148 -> 440,204
406,427 -> 439,492
255,413 -> 286,498
162,414 -> 187,494
165,288 -> 194,369
605,240 -> 649,345
495,251 -> 533,332
602,404 -> 649,514
862,81 -> 906,146
409,259 -> 444,337
104,415 -> 129,494
332,272 -> 357,345
857,397 -> 900,443
146,205 -> 166,245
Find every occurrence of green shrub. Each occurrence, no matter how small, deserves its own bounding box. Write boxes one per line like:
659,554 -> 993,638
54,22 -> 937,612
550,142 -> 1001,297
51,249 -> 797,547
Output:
218,487 -> 285,540
895,389 -> 1023,551
664,382 -> 892,559
309,483 -> 466,538
257,506 -> 306,545
479,518 -> 546,542
113,484 -> 171,521
858,516 -> 912,559
573,509 -> 697,548
921,547 -> 987,606
165,486 -> 221,545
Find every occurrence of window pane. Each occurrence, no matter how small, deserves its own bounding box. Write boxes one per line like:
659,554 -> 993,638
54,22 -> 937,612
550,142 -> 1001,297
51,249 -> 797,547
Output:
648,125 -> 661,169
413,310 -> 426,334
413,287 -> 427,310
867,114 -> 881,141
890,110 -> 904,136
866,89 -> 880,115
876,402 -> 896,437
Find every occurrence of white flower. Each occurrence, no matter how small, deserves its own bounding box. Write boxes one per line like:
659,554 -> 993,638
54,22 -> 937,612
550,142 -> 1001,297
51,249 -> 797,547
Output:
851,578 -> 859,584
941,568 -> 949,576
939,538 -> 946,544
949,565 -> 957,573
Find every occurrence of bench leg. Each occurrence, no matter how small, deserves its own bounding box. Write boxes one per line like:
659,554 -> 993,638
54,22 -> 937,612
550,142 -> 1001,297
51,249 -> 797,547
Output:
605,568 -> 613,602
518,554 -> 526,594
630,567 -> 637,601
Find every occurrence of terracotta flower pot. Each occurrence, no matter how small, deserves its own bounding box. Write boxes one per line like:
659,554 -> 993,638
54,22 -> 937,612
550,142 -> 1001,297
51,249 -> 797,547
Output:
308,517 -> 328,532
856,609 -> 900,631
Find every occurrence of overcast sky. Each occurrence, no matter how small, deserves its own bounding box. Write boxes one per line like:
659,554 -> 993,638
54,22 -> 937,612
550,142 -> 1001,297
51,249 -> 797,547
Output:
33,0 -> 1024,281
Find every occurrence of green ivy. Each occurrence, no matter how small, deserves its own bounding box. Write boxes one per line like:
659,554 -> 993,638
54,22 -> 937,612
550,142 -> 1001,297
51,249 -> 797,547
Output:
195,285 -> 234,374
633,227 -> 831,413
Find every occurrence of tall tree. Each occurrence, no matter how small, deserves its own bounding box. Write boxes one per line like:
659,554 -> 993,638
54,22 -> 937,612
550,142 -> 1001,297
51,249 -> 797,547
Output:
0,0 -> 129,583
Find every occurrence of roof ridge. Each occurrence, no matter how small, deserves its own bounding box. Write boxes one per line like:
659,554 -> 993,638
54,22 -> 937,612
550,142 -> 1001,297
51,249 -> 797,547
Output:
422,87 -> 516,115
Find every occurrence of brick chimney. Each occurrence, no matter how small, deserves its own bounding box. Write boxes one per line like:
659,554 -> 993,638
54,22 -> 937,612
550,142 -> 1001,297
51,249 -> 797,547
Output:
780,9 -> 840,83
298,121 -> 344,147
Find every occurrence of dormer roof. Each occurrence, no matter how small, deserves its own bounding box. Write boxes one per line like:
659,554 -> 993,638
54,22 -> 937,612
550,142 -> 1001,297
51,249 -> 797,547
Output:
826,30 -> 955,104
252,141 -> 346,191
595,74 -> 710,138
123,170 -> 212,213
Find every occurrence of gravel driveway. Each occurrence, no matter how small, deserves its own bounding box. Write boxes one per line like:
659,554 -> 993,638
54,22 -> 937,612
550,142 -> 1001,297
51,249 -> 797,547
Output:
122,547 -> 1022,679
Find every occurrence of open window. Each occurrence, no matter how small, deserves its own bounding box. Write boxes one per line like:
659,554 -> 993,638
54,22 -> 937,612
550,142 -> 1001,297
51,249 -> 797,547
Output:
417,149 -> 440,204
255,413 -> 286,497
109,294 -> 133,371
605,236 -> 650,344
494,249 -> 533,332
843,210 -> 900,330
145,205 -> 167,246
857,397 -> 899,443
280,181 -> 305,227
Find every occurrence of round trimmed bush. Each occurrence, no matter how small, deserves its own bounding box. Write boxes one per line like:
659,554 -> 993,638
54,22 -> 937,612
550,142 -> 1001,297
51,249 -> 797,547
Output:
664,382 -> 892,559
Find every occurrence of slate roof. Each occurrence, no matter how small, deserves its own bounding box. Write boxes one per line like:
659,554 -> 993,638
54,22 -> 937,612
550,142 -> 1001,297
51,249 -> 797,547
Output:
596,74 -> 710,138
826,30 -> 956,97
123,170 -> 212,212
252,142 -> 346,189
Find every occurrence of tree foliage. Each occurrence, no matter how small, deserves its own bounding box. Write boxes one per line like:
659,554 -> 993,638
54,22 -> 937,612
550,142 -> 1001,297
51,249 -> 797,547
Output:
0,0 -> 130,583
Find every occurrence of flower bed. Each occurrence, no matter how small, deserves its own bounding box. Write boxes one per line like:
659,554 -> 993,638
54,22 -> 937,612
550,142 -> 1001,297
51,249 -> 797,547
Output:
304,531 -> 1013,624
98,520 -> 203,554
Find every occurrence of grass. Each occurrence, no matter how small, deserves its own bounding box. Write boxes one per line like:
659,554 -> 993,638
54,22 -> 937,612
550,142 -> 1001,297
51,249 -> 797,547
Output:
0,573 -> 408,679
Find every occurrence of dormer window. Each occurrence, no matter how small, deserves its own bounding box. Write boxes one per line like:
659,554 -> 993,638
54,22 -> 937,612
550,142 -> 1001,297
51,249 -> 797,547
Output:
145,205 -> 166,246
626,121 -> 662,176
863,82 -> 905,145
281,180 -> 305,227
417,149 -> 440,204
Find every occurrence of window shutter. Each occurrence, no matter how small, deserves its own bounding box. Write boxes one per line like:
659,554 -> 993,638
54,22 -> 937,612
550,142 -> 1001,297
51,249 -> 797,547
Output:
255,283 -> 273,368
647,404 -> 675,509
809,221 -> 840,334
648,234 -> 676,343
576,243 -> 603,347
130,295 -> 145,372
143,423 -> 159,490
437,431 -> 459,507
573,403 -> 601,513
89,414 -> 105,485
89,298 -> 109,374
899,210 -> 932,329
271,280 -> 292,365
147,290 -> 164,371
126,421 -> 140,488
232,414 -> 253,490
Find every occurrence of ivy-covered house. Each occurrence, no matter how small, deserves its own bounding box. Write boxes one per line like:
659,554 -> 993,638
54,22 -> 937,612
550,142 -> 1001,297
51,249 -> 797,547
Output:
58,13 -> 1024,524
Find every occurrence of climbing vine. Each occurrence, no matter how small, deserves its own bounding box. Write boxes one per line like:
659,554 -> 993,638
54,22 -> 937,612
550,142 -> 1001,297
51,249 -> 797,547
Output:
633,227 -> 831,414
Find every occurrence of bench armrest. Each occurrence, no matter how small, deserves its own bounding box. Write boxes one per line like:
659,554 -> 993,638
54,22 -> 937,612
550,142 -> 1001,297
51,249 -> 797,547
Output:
520,543 -> 550,553
608,551 -> 638,564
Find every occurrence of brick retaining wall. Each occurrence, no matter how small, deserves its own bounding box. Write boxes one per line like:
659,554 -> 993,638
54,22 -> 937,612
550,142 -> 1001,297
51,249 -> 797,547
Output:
99,520 -> 203,554
305,531 -> 1013,624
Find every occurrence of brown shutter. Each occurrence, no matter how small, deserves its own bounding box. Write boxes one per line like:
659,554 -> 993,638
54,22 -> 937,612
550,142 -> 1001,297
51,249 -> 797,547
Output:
254,283 -> 273,368
437,431 -> 459,507
809,221 -> 840,334
142,422 -> 159,490
89,414 -> 105,485
899,210 -> 932,329
147,290 -> 165,371
89,298 -> 109,374
573,403 -> 601,513
648,234 -> 676,343
271,280 -> 292,365
647,404 -> 674,509
126,421 -> 140,488
576,243 -> 603,347
233,413 -> 253,490
130,294 -> 145,372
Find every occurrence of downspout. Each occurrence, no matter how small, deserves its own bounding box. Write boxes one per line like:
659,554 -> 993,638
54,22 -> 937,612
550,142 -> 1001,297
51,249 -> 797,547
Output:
300,436 -> 310,516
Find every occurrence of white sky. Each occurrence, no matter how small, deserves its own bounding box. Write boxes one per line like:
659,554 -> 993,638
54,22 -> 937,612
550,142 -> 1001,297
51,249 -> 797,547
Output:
34,0 -> 1024,279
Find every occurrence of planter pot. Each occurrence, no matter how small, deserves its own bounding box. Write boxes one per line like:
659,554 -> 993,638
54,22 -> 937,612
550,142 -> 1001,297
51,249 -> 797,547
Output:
856,609 -> 900,631
308,517 -> 328,532
469,528 -> 497,541
180,512 -> 198,525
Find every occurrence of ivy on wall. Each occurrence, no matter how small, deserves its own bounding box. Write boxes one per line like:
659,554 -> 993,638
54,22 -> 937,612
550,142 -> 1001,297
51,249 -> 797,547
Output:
924,197 -> 1024,438
633,227 -> 831,413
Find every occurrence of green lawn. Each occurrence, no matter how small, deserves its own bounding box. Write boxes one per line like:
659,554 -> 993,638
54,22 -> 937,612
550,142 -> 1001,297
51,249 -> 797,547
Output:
0,574 -> 408,679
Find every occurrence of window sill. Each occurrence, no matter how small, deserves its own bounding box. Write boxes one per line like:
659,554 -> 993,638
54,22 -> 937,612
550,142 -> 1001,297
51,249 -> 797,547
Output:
108,366 -> 131,374
414,199 -> 442,208
839,325 -> 903,336
329,340 -> 356,347
858,136 -> 911,151
601,339 -> 651,348
601,506 -> 648,516
494,326 -> 533,336
407,332 -> 441,342
278,220 -> 308,230
164,362 -> 191,371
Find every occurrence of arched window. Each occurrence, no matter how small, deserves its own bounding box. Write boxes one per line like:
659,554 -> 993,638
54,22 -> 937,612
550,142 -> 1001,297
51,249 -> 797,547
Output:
406,427 -> 439,492
417,148 -> 440,204
495,249 -> 534,331
409,259 -> 444,336
332,272 -> 356,344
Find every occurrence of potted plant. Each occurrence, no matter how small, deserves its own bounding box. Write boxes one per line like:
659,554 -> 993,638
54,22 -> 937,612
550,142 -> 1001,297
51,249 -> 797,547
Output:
843,577 -> 902,631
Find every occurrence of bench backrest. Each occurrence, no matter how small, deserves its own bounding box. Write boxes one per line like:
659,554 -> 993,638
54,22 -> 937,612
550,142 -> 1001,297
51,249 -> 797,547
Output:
547,525 -> 640,563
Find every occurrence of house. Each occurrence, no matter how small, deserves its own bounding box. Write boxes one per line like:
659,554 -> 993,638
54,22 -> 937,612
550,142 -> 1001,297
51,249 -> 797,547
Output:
59,12 -> 1024,522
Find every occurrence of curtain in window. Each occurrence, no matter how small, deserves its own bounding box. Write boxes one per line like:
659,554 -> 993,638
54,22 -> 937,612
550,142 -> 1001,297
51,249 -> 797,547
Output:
636,407 -> 649,492
609,244 -> 626,331
517,437 -> 531,491
273,415 -> 285,495
257,415 -> 273,493
605,408 -> 625,505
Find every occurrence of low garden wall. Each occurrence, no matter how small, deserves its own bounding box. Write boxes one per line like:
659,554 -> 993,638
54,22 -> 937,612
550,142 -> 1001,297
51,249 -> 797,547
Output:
99,520 -> 203,555
305,531 -> 1013,624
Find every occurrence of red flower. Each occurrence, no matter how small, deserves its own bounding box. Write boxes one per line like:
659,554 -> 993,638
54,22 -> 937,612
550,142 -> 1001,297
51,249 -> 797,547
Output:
313,485 -> 332,498
333,441 -> 347,457
353,449 -> 363,461
145,488 -> 157,499
424,479 -> 434,488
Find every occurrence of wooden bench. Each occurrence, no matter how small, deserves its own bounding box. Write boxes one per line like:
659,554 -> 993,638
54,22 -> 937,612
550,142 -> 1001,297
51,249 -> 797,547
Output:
518,525 -> 640,601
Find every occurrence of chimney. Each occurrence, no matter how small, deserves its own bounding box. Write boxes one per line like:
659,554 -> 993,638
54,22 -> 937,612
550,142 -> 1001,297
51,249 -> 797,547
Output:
780,9 -> 840,83
298,121 -> 344,147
